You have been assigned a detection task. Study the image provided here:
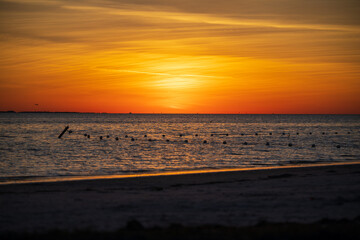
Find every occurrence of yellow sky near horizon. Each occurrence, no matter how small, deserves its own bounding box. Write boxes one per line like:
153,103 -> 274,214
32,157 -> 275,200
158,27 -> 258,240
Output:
0,0 -> 359,113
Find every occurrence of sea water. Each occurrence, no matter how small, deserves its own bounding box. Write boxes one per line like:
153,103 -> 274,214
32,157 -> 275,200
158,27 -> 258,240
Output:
0,113 -> 359,182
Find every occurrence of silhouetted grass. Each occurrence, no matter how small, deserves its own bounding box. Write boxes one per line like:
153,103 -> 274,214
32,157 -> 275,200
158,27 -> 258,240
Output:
2,217 -> 359,240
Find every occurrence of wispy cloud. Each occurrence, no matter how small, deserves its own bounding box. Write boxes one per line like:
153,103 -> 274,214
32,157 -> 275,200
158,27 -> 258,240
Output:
102,69 -> 224,79
62,4 -> 360,32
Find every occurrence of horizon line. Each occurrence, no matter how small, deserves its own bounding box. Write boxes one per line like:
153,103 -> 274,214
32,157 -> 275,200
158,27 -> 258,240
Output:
1,111 -> 359,115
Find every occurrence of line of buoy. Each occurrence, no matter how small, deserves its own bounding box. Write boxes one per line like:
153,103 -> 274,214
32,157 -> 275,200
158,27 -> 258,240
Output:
80,133 -> 347,149
74,128 -> 351,151
80,130 -> 353,142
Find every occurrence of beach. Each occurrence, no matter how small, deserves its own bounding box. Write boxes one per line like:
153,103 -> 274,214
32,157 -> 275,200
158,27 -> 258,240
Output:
1,163 -> 360,234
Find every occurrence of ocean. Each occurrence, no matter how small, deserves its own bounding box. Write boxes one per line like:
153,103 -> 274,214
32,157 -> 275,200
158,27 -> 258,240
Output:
0,113 -> 359,183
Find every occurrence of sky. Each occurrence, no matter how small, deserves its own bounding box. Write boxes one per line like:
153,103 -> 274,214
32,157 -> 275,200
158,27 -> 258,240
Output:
0,0 -> 359,113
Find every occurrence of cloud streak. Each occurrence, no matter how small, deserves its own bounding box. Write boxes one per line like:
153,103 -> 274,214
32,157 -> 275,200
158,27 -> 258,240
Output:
102,69 -> 224,79
62,4 -> 360,32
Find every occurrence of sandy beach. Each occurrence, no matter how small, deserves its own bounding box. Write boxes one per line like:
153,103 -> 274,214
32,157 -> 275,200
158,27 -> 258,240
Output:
1,163 -> 360,233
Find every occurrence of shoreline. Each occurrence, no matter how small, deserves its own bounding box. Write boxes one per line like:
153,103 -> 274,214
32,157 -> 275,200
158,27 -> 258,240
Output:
1,162 -> 360,232
1,161 -> 360,185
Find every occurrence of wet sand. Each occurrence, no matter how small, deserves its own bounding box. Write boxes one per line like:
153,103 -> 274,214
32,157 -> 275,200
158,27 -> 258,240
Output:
1,163 -> 360,232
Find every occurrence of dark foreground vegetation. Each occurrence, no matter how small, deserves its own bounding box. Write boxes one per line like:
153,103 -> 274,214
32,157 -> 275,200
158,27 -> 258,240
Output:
2,217 -> 359,240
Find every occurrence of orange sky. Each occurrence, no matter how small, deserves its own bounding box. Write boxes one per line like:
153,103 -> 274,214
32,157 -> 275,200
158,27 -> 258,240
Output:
0,0 -> 359,113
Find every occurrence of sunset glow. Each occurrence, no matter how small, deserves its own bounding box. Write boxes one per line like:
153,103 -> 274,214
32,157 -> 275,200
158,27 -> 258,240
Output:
0,0 -> 359,113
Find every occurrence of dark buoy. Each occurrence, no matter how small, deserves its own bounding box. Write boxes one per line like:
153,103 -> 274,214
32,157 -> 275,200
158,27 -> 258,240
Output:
336,145 -> 340,148
179,134 -> 183,137
68,130 -> 73,134
266,142 -> 270,146
296,132 -> 299,135
125,135 -> 128,138
348,132 -> 351,134
84,134 -> 87,137
131,138 -> 135,141
226,134 -> 229,136
312,144 -> 316,147
223,141 -> 227,144
195,134 -> 198,137
162,135 -> 165,137
241,133 -> 244,136
282,133 -> 285,135
144,134 -> 147,137
100,136 -> 103,140
288,143 -> 292,147
309,132 -> 312,135
166,139 -> 170,142
203,140 -> 207,144
335,132 -> 338,134
255,133 -> 258,136
269,132 -> 272,135
243,142 -> 248,145
184,140 -> 188,143
115,137 -> 119,141
106,135 -> 110,138
148,138 -> 152,141
211,134 -> 213,136
87,135 -> 90,138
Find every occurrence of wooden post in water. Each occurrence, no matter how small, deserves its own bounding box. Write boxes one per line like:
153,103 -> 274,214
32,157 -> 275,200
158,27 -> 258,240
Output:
58,126 -> 69,139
